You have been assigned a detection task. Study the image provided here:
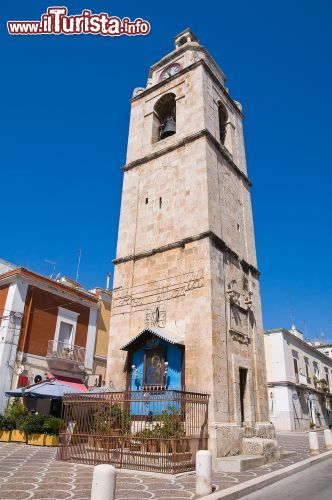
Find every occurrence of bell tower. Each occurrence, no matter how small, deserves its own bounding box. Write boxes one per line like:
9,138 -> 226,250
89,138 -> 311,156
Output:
107,29 -> 276,459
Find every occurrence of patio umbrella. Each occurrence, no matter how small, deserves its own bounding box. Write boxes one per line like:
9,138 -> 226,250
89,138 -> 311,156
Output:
29,381 -> 84,398
5,385 -> 35,397
5,380 -> 85,399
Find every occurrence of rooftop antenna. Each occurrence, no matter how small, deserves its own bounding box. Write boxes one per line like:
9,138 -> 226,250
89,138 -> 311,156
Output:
45,259 -> 56,279
75,249 -> 82,282
300,320 -> 308,339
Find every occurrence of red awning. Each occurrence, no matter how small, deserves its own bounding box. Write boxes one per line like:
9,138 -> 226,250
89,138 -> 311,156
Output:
53,375 -> 88,392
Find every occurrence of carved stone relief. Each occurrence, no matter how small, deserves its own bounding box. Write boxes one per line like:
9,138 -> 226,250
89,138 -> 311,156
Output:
112,269 -> 204,314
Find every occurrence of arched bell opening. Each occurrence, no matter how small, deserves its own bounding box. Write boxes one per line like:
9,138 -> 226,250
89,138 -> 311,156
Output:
218,101 -> 228,146
178,36 -> 188,46
153,93 -> 176,142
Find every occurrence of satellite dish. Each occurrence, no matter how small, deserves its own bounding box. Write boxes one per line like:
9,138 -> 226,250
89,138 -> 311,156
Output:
34,375 -> 42,384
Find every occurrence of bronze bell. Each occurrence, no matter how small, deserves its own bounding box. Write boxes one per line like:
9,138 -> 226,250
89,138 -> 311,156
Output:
160,119 -> 176,139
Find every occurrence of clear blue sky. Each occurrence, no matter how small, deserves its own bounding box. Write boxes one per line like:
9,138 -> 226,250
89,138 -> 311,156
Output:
1,1 -> 331,340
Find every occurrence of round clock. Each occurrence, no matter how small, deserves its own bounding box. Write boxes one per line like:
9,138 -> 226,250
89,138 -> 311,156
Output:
159,63 -> 181,82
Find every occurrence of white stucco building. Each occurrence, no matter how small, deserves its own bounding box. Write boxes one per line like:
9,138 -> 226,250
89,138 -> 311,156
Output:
308,341 -> 332,360
264,325 -> 332,431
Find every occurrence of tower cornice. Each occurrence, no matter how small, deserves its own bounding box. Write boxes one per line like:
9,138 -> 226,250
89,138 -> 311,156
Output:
132,59 -> 242,119
112,230 -> 260,277
122,128 -> 252,187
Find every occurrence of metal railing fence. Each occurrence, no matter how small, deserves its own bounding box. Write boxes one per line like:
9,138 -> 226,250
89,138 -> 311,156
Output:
58,389 -> 209,473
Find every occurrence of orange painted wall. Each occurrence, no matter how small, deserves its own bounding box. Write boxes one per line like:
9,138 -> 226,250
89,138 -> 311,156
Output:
0,285 -> 9,319
18,286 -> 90,356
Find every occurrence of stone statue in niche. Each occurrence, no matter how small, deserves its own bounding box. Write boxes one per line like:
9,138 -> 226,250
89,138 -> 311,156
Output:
145,306 -> 166,328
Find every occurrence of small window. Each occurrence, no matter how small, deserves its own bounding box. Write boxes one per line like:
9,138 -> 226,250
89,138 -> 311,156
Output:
145,197 -> 148,204
218,102 -> 228,145
159,197 -> 162,209
293,358 -> 299,382
305,364 -> 310,380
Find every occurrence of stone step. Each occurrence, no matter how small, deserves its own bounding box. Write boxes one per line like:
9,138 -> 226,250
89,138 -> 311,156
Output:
214,455 -> 265,472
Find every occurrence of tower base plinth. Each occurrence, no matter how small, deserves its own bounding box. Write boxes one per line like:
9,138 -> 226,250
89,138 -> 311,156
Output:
209,422 -> 279,467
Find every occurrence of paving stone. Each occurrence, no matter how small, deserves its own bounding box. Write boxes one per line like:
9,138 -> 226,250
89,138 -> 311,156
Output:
32,493 -> 73,499
0,491 -> 32,499
0,432 -> 327,499
115,491 -> 154,499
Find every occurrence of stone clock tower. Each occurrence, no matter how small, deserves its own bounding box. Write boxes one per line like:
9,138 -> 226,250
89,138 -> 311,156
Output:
107,29 -> 276,460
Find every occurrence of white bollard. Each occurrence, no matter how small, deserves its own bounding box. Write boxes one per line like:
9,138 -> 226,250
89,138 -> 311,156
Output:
309,431 -> 319,456
196,450 -> 212,496
324,429 -> 332,450
91,464 -> 116,500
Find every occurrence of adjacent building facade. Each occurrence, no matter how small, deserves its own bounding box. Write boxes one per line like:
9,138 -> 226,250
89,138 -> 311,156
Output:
264,325 -> 332,431
0,265 -> 111,414
308,341 -> 332,360
107,29 -> 275,460
90,287 -> 112,385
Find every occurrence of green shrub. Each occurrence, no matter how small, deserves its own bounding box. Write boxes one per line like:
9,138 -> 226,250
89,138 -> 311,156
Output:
18,413 -> 47,435
5,401 -> 28,427
93,403 -> 131,435
135,405 -> 185,439
43,416 -> 65,436
0,415 -> 16,431
17,413 -> 65,436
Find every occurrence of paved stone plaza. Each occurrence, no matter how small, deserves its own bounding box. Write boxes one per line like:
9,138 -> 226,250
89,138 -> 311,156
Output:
0,432 -> 327,499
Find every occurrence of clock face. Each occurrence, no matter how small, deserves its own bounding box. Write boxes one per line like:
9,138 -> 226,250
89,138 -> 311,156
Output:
159,63 -> 181,82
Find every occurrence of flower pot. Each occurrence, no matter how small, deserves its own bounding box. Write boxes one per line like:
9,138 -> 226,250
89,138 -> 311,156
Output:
45,435 -> 59,447
11,430 -> 27,443
27,433 -> 46,446
0,430 -> 11,442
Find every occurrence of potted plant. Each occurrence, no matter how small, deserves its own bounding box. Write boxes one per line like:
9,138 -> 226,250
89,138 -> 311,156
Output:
63,347 -> 73,359
43,416 -> 65,446
318,379 -> 329,393
0,415 -> 15,442
134,405 -> 186,455
89,403 -> 131,450
18,413 -> 47,445
5,401 -> 28,443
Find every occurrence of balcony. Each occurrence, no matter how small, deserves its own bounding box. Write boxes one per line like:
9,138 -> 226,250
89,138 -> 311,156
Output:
46,340 -> 86,373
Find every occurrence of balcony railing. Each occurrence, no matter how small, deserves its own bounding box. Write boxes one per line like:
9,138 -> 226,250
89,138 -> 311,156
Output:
47,340 -> 86,367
